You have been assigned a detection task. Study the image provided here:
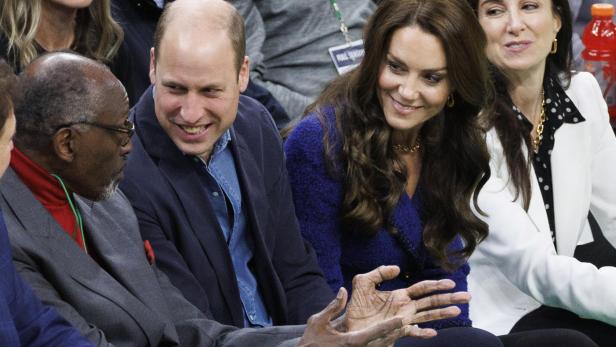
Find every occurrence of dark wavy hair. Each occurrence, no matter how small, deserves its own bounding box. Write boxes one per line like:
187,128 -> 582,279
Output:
304,0 -> 493,269
0,59 -> 16,131
467,0 -> 573,209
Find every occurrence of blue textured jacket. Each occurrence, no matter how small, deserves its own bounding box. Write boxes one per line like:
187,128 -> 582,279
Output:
285,110 -> 471,329
0,211 -> 92,347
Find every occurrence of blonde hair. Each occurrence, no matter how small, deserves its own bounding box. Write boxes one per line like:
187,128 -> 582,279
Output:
0,0 -> 123,68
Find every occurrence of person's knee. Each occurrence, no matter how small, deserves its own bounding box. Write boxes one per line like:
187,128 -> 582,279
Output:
500,328 -> 597,347
394,327 -> 502,347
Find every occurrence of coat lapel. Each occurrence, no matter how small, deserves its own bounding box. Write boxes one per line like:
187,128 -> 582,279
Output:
156,157 -> 243,322
551,122 -> 591,256
1,170 -> 164,346
74,196 -> 171,346
230,130 -> 287,324
1,170 -> 56,240
527,164 -> 551,239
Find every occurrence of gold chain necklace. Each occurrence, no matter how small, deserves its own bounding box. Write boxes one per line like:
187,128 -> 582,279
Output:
532,91 -> 546,153
392,139 -> 421,153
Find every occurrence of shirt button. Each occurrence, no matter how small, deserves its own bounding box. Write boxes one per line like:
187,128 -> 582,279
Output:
212,191 -> 219,197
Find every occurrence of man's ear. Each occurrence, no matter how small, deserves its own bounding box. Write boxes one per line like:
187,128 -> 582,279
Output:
238,55 -> 250,93
149,47 -> 157,85
52,128 -> 76,163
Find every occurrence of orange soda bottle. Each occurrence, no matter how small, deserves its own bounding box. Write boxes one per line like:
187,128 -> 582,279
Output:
582,3 -> 616,124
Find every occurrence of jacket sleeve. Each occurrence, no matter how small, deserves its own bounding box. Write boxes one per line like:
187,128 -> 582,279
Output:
150,264 -> 306,347
115,191 -> 309,347
10,245 -> 114,347
474,128 -> 616,327
9,267 -> 93,347
583,73 -> 616,248
284,114 -> 345,293
265,114 -> 335,324
0,213 -> 93,347
123,190 -> 217,319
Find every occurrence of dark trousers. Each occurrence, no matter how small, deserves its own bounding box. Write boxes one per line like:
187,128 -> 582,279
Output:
512,306 -> 613,347
394,327 -> 597,347
502,328 -> 598,347
394,327 -> 501,347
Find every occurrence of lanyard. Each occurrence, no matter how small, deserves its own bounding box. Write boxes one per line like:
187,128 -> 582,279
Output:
329,0 -> 353,44
52,174 -> 88,254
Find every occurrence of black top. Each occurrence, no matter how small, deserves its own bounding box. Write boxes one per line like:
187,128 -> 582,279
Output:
513,72 -> 585,250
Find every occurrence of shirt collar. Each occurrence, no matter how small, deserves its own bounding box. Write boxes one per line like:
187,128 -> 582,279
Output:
212,129 -> 232,158
196,129 -> 232,167
511,71 -> 585,131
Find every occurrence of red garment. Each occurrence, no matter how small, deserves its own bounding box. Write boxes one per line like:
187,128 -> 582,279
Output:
143,240 -> 155,265
10,148 -> 86,251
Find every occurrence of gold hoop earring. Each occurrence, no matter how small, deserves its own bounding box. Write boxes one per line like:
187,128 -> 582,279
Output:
550,38 -> 558,54
446,94 -> 455,108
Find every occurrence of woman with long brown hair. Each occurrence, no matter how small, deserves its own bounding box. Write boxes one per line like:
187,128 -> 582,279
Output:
285,0 -> 602,345
286,0 -> 494,345
287,0 -> 490,304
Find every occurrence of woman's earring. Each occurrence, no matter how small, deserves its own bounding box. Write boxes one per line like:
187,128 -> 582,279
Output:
550,38 -> 558,54
447,94 -> 455,108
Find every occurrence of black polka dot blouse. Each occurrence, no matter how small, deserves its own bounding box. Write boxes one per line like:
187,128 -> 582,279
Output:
511,73 -> 585,250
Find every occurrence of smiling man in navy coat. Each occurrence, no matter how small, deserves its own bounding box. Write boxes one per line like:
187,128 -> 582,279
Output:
120,0 -> 334,328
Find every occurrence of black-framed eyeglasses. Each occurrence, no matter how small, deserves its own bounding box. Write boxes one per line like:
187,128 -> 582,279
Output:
60,119 -> 135,146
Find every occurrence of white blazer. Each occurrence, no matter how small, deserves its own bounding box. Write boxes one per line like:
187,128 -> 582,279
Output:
468,72 -> 616,335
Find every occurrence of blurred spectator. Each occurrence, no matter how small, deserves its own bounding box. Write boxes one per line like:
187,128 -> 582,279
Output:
0,1 -> 129,71
230,0 -> 375,120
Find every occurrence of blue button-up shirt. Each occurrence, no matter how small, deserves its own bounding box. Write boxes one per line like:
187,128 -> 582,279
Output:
194,130 -> 272,328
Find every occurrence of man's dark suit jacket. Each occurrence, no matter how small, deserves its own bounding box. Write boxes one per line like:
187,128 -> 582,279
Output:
120,87 -> 333,328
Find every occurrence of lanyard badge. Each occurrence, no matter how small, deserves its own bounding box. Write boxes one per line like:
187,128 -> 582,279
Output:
328,0 -> 365,75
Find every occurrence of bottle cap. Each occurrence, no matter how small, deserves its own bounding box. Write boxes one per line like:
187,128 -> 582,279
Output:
591,4 -> 614,17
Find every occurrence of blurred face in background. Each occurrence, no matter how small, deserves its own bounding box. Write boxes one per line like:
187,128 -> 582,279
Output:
0,109 -> 16,178
45,0 -> 93,9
